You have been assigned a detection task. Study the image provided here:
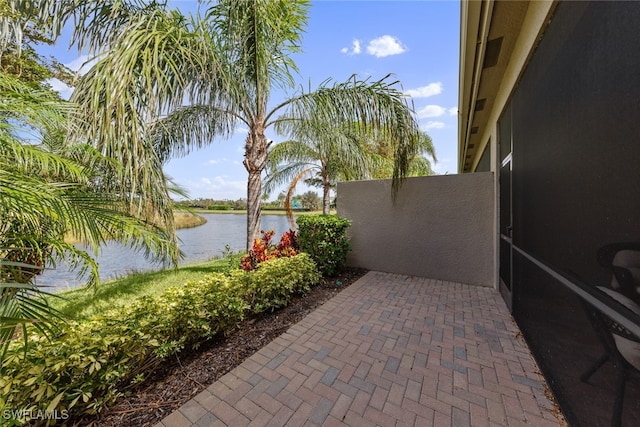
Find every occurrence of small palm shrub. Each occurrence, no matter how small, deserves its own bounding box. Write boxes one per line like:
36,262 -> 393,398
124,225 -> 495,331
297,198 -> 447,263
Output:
296,214 -> 351,277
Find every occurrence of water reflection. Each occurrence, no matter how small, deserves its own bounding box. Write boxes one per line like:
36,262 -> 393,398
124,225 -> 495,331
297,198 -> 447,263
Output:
38,213 -> 295,290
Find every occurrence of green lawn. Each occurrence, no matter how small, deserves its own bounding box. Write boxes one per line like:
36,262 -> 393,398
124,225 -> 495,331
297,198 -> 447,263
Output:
191,209 -> 335,216
50,256 -> 240,320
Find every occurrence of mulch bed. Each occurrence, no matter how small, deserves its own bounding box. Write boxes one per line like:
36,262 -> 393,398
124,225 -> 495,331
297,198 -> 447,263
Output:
78,267 -> 368,427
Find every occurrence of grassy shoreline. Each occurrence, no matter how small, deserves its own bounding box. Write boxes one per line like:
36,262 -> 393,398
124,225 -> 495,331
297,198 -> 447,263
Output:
50,256 -> 239,320
173,211 -> 207,228
53,210 -> 335,318
64,211 -> 208,244
192,209 -> 334,216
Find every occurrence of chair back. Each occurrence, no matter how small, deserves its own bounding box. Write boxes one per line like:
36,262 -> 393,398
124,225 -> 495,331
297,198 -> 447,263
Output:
597,243 -> 640,300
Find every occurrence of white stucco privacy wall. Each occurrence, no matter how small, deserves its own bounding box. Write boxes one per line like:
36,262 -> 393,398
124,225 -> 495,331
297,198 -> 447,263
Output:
337,172 -> 495,287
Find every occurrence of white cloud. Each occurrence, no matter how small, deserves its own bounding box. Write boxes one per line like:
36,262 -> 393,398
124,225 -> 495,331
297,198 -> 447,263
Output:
352,40 -> 361,54
205,157 -> 242,166
405,82 -> 442,98
366,35 -> 407,58
65,54 -> 96,74
195,176 -> 247,199
422,121 -> 445,130
449,107 -> 458,116
341,39 -> 361,56
47,78 -> 74,100
234,125 -> 249,134
417,105 -> 447,119
46,55 -> 98,99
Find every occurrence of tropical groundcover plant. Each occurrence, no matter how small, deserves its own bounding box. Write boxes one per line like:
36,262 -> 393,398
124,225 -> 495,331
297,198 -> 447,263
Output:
240,229 -> 299,271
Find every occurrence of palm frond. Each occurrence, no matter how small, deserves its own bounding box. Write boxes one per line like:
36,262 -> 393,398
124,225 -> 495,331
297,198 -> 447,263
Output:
69,8 -> 219,233
284,168 -> 314,228
269,121 -> 373,183
407,157 -> 435,176
0,271 -> 64,365
264,161 -> 317,195
149,104 -> 239,163
207,0 -> 309,98
0,72 -> 75,133
0,1 -> 23,55
417,131 -> 437,163
0,139 -> 87,184
267,139 -> 318,166
6,1 -> 163,53
271,74 -> 423,191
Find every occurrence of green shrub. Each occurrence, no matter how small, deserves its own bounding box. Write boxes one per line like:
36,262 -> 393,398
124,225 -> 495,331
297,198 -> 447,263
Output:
296,214 -> 351,277
121,273 -> 248,355
0,274 -> 246,424
0,320 -> 159,424
0,255 -> 320,424
231,253 -> 320,314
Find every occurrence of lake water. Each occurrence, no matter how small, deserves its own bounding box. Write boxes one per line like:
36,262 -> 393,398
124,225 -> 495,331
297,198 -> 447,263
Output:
38,213 -> 296,290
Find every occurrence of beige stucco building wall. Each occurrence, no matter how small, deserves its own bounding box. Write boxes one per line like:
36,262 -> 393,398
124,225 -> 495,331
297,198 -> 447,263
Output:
459,1 -> 556,174
337,173 -> 495,286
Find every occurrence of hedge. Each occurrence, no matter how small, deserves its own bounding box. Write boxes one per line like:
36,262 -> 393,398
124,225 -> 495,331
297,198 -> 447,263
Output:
296,214 -> 351,277
0,254 -> 319,425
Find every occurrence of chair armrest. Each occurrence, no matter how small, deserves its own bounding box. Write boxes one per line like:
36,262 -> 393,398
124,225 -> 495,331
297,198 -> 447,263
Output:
596,286 -> 640,344
613,266 -> 640,303
597,242 -> 640,268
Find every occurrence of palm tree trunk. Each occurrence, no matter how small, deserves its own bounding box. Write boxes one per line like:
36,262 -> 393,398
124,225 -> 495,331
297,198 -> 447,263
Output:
244,127 -> 269,250
323,180 -> 331,215
246,170 -> 262,250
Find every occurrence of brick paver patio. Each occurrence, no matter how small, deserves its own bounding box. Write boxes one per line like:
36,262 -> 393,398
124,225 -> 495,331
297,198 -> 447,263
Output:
156,271 -> 566,427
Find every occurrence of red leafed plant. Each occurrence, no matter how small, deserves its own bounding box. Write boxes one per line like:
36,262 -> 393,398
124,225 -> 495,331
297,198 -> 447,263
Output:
240,229 -> 299,271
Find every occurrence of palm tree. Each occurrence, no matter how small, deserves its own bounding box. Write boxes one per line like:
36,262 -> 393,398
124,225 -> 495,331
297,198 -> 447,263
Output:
264,120 -> 374,223
264,120 -> 437,223
0,71 -> 180,358
2,0 -> 189,245
1,1 -> 184,243
300,191 -> 320,211
0,2 -> 185,359
52,0 -> 424,250
366,130 -> 437,178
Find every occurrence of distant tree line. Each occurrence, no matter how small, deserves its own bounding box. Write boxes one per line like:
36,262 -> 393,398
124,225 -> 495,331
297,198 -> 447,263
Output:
174,190 -> 323,212
173,198 -> 247,211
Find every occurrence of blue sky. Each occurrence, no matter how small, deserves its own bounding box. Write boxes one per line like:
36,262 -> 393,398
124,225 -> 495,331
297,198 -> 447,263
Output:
44,0 -> 461,201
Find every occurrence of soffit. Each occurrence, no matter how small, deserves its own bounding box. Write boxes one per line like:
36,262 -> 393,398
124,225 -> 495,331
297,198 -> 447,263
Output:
460,1 -> 529,172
